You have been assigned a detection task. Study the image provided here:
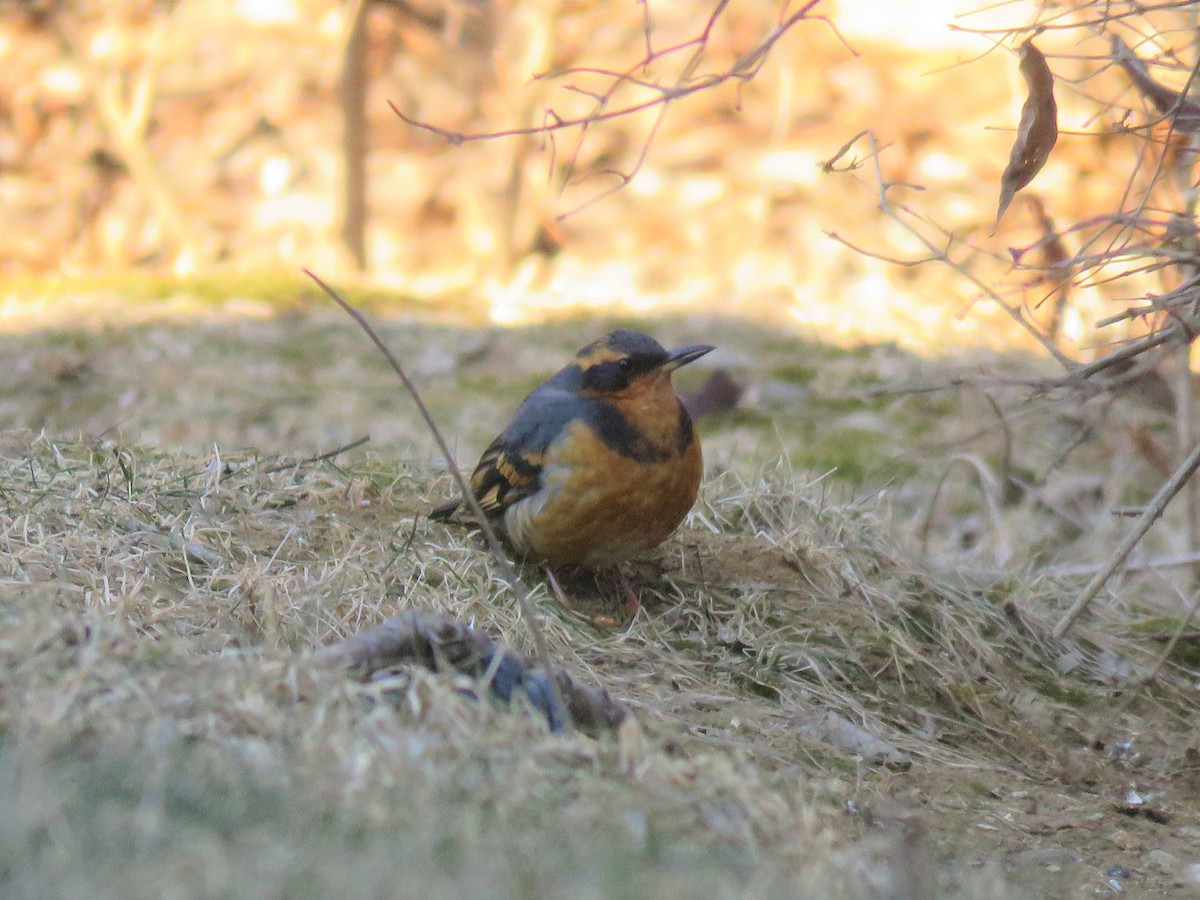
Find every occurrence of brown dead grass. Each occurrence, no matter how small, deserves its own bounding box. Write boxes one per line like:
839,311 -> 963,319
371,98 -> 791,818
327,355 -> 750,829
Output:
2,418 -> 1198,897
1,306 -> 1199,898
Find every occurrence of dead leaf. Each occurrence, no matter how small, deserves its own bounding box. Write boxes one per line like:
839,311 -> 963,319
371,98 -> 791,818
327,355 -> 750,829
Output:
996,40 -> 1058,226
1111,34 -> 1200,131
680,369 -> 744,419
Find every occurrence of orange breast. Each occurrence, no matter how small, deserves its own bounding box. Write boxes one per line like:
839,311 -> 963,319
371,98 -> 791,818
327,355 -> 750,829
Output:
504,419 -> 702,567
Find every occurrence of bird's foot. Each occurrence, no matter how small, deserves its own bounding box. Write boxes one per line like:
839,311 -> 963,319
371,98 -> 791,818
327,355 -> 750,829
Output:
616,567 -> 640,621
542,566 -> 636,628
544,567 -> 574,610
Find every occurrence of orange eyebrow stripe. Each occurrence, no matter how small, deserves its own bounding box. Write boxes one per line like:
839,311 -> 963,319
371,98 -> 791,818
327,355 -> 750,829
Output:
573,346 -> 626,368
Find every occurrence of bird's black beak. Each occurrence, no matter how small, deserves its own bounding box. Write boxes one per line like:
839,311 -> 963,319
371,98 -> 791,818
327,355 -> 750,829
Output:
661,344 -> 715,372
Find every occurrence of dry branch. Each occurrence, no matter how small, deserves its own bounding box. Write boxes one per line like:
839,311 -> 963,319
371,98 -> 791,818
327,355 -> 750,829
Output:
304,270 -> 575,733
120,517 -> 224,569
1054,438 -> 1200,637
389,0 -> 828,217
825,130 -> 1076,370
1111,34 -> 1200,132
1013,196 -> 1073,345
261,436 -> 370,475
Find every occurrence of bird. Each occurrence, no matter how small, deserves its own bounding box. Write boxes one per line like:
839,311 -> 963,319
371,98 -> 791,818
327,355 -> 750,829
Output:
430,328 -> 713,614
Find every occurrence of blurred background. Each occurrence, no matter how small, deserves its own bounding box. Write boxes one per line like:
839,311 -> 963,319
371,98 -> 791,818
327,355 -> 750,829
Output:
3,0 -> 1171,351
9,0 -> 1200,584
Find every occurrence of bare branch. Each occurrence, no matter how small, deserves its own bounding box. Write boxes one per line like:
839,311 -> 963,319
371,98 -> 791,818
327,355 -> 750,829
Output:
1054,438 -> 1200,637
261,437 -> 370,475
303,270 -> 576,735
389,0 -> 828,216
1111,33 -> 1200,132
829,130 -> 1077,370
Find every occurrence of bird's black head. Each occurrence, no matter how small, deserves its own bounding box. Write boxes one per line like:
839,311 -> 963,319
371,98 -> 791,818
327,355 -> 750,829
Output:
569,329 -> 714,395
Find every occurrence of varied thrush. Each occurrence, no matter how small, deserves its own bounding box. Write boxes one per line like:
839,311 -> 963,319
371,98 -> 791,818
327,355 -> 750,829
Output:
431,329 -> 713,599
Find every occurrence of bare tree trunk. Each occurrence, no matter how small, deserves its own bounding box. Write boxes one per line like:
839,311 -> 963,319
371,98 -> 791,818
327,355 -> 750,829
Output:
341,0 -> 371,271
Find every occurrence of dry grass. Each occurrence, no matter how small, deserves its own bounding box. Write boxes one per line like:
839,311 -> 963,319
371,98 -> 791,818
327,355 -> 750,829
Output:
1,308 -> 1199,897
2,411 -> 1198,897
5,305 -> 1190,599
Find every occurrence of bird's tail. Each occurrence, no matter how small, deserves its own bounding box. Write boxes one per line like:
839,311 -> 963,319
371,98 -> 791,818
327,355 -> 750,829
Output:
428,498 -> 462,522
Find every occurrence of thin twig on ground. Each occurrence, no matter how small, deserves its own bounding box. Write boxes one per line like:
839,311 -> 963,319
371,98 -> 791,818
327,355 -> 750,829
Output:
303,270 -> 576,734
917,453 -> 1010,566
261,436 -> 370,475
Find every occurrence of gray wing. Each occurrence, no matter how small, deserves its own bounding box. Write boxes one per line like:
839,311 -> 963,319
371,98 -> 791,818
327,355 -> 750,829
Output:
431,386 -> 590,520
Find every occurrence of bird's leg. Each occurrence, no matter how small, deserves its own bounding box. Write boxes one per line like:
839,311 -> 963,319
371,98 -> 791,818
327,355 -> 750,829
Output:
544,571 -> 638,628
544,567 -> 634,628
544,567 -> 574,610
617,567 -> 640,620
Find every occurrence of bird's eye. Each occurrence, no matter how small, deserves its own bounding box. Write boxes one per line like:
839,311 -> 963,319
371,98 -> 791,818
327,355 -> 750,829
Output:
617,358 -> 632,372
